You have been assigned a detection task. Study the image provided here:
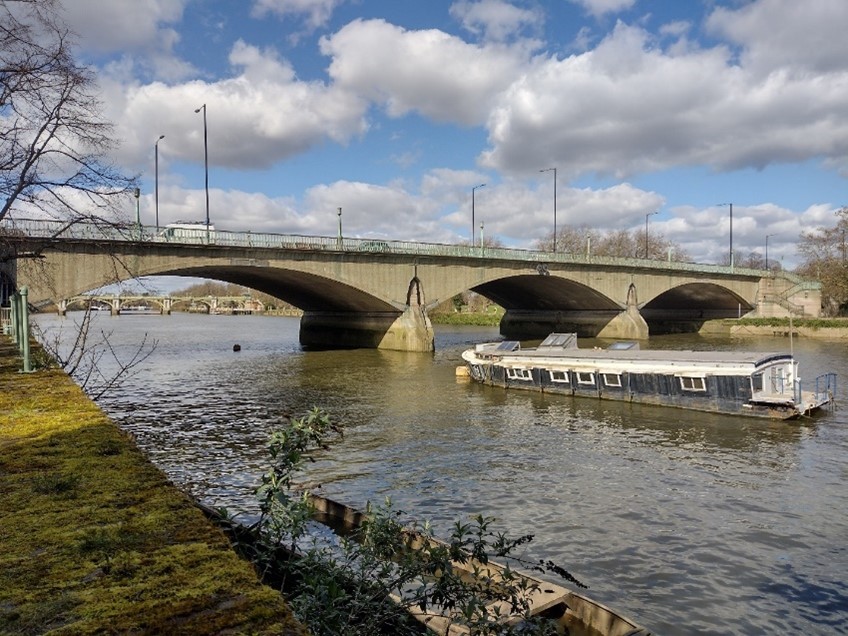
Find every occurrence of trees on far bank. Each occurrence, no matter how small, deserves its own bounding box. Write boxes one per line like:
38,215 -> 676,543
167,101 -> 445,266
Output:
797,207 -> 848,316
535,226 -> 690,262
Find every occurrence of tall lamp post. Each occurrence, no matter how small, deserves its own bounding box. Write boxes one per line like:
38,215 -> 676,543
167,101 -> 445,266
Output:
337,207 -> 343,249
154,135 -> 164,230
645,211 -> 657,258
194,104 -> 209,240
765,233 -> 774,271
133,187 -> 141,240
718,202 -> 733,267
472,183 -> 485,245
540,167 -> 557,252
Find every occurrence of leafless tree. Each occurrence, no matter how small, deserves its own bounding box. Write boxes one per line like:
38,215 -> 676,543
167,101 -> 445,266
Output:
797,207 -> 848,315
536,225 -> 690,261
1,1 -> 153,396
31,306 -> 157,400
0,0 -> 136,231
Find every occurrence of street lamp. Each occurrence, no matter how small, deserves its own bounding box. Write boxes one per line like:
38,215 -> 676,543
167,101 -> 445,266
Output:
472,183 -> 485,245
154,135 -> 164,230
337,207 -> 343,249
540,168 -> 557,252
645,211 -> 657,259
765,233 -> 774,270
133,187 -> 141,240
718,202 -> 733,267
194,104 -> 209,240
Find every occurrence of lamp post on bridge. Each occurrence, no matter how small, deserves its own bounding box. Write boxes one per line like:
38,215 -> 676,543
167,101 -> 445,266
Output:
154,135 -> 164,230
194,104 -> 210,242
765,233 -> 774,271
472,183 -> 485,246
133,187 -> 140,240
337,207 -> 343,249
718,202 -> 733,267
645,211 -> 657,259
540,167 -> 557,252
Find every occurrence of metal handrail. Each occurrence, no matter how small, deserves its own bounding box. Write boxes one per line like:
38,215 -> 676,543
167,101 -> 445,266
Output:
2,217 -> 774,278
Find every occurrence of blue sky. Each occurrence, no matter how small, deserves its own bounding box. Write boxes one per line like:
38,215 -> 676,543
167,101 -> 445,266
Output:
58,0 -> 848,268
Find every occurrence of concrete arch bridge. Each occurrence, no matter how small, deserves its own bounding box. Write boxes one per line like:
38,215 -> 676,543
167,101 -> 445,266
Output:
6,219 -> 820,351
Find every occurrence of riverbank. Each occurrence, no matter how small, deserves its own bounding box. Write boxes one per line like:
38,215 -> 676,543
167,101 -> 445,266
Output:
701,317 -> 848,339
0,337 -> 306,635
431,311 -> 848,339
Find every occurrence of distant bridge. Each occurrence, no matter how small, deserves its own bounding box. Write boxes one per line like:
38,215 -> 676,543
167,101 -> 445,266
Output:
3,218 -> 821,351
62,295 -> 268,316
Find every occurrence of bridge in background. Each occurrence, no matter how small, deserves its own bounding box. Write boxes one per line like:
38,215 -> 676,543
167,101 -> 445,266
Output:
61,294 -> 267,316
3,218 -> 821,351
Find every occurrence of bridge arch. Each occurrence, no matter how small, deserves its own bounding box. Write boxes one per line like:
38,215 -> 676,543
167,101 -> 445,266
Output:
641,282 -> 755,334
135,265 -> 399,313
471,273 -> 622,311
457,273 -> 644,339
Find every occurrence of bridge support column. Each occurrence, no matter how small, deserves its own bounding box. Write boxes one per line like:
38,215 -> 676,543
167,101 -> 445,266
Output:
300,276 -> 434,352
162,298 -> 172,315
596,305 -> 649,340
299,308 -> 434,352
500,284 -> 649,341
110,297 -> 121,316
57,299 -> 68,317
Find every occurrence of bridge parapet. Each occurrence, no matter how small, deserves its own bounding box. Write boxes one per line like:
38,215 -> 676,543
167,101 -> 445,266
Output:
4,217 -> 769,277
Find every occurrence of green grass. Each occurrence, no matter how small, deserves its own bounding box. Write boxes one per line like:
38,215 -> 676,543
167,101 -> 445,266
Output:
0,338 -> 306,635
430,309 -> 504,326
731,317 -> 848,330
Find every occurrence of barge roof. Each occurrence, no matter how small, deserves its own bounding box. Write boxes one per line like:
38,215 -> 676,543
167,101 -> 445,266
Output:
507,348 -> 789,364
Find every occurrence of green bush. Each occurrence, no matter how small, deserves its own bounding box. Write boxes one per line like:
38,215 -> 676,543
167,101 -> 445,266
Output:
247,408 -> 583,635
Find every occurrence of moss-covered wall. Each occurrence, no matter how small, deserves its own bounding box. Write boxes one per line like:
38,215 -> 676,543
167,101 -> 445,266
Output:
0,337 -> 307,635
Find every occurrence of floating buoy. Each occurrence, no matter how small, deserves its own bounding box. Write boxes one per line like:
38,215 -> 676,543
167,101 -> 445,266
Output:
233,344 -> 241,352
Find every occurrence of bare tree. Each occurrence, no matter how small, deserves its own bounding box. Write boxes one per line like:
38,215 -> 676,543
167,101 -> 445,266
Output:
797,207 -> 848,315
536,225 -> 690,261
31,306 -> 157,400
0,0 -> 136,229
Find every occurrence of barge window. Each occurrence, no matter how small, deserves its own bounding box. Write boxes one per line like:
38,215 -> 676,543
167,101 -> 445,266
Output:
549,370 -> 570,383
680,376 -> 706,392
602,373 -> 622,387
576,371 -> 595,385
507,367 -> 532,380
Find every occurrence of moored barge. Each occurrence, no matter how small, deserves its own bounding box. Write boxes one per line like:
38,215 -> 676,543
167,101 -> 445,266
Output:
461,333 -> 836,420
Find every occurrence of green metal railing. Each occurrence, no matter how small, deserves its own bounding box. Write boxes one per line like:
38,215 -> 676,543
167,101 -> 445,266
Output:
1,217 -> 780,279
7,287 -> 33,373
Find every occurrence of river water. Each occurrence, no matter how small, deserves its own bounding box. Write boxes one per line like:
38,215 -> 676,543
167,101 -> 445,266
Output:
33,312 -> 848,635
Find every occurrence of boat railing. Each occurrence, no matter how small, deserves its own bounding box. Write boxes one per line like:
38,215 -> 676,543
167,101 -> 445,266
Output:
812,372 -> 838,404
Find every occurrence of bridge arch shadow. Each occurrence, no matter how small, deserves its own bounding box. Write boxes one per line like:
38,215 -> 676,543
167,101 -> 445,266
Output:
470,274 -> 636,339
160,266 -> 398,313
642,282 -> 754,334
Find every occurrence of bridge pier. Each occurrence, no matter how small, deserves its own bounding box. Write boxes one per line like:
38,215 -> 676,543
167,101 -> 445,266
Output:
57,299 -> 68,317
500,284 -> 649,340
500,308 -> 648,340
299,307 -> 434,352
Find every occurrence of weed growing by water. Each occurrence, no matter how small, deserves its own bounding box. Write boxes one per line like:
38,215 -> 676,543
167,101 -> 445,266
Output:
249,408 -> 583,635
